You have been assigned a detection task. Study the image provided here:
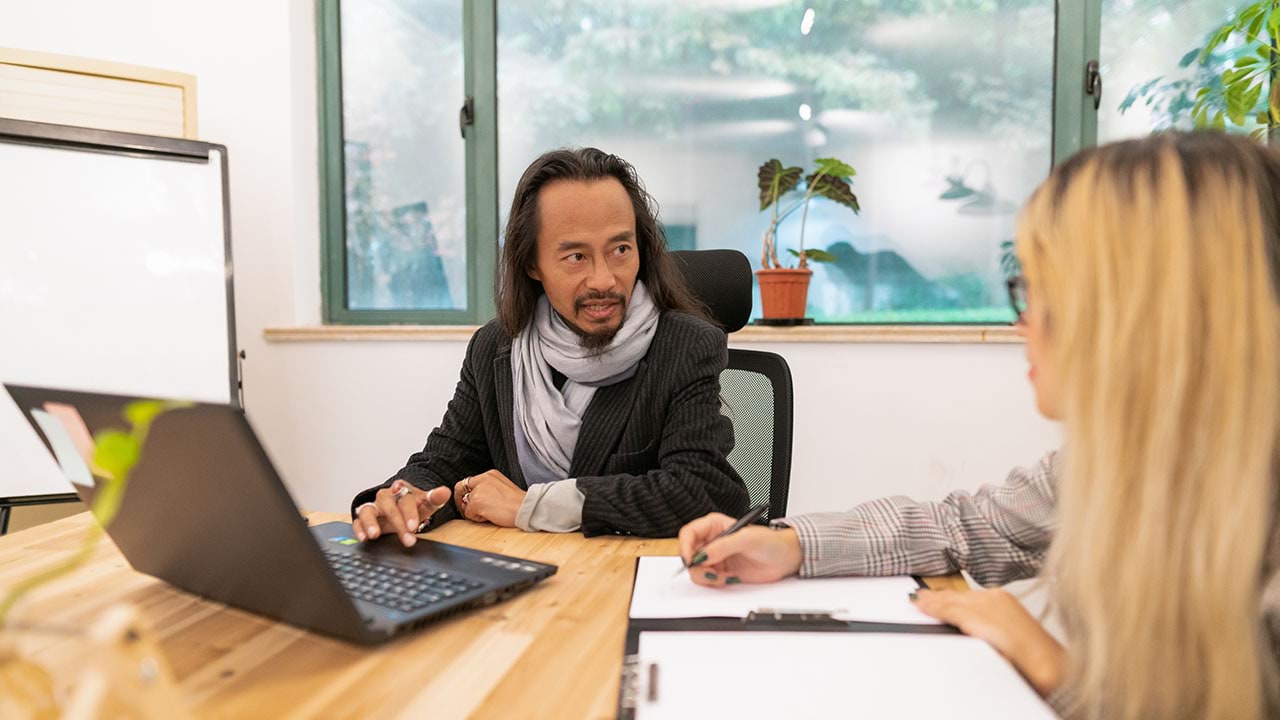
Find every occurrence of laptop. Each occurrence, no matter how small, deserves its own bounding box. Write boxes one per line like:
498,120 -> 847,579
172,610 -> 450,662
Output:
5,384 -> 557,645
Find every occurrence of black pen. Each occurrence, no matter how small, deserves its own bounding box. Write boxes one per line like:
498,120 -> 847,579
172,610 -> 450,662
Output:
674,502 -> 771,576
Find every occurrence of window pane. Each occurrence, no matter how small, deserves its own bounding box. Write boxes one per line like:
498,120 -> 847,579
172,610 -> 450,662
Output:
340,0 -> 466,311
497,1 -> 1054,323
1100,0 -> 1262,142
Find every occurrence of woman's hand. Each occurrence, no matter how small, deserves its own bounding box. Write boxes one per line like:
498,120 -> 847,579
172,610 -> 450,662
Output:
677,512 -> 804,586
911,588 -> 1066,696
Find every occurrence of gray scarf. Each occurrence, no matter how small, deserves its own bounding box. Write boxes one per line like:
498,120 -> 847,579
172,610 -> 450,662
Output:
511,281 -> 659,480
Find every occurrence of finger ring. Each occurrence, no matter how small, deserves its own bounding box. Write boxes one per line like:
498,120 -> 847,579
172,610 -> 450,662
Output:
394,485 -> 411,500
462,492 -> 471,506
463,477 -> 473,494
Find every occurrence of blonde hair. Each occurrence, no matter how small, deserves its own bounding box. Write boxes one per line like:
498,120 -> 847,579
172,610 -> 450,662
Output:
1018,133 -> 1280,720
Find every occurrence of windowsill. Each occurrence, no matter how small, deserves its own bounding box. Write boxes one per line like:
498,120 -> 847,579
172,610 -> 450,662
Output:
263,324 -> 1022,344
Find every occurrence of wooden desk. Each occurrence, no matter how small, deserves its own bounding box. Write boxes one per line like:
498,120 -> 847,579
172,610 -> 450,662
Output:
0,512 -> 967,719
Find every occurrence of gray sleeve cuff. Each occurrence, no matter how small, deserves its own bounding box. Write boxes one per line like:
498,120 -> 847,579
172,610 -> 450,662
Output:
515,479 -> 584,533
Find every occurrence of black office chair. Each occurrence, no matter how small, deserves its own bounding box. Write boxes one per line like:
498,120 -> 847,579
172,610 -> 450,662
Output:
671,250 -> 794,521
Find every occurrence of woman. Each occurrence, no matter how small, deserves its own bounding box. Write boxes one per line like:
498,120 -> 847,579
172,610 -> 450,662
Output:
678,132 -> 1280,719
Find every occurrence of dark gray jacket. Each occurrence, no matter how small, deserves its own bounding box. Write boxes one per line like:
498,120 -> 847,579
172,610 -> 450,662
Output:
351,312 -> 748,537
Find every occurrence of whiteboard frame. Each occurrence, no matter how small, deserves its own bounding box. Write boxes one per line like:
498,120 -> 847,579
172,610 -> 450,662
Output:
0,118 -> 240,508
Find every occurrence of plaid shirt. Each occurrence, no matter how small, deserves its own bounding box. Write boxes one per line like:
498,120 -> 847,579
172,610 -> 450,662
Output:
776,448 -> 1280,717
774,450 -> 1062,588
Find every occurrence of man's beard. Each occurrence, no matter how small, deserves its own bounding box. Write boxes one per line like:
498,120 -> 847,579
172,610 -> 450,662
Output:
568,290 -> 627,355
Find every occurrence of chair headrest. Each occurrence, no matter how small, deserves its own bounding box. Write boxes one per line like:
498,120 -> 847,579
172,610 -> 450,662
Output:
671,249 -> 752,333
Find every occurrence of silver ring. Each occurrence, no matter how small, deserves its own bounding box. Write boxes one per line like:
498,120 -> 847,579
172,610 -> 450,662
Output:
463,477 -> 473,494
462,492 -> 471,506
394,485 -> 411,500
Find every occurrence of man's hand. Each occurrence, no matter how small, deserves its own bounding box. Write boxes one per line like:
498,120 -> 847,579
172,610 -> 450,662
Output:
911,588 -> 1066,696
454,470 -> 526,528
351,479 -> 451,547
677,512 -> 804,586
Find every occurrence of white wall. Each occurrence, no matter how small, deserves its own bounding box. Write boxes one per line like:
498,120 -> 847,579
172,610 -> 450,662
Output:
0,0 -> 1060,516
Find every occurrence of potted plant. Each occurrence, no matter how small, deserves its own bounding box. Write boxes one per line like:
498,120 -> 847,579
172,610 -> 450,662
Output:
756,157 -> 861,322
1120,0 -> 1279,144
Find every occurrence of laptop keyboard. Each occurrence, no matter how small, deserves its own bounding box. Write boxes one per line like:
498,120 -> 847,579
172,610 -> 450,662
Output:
323,548 -> 485,614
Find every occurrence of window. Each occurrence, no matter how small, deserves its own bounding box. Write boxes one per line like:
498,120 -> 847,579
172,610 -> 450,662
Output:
319,0 -> 1130,325
320,0 -> 493,323
497,2 -> 1054,323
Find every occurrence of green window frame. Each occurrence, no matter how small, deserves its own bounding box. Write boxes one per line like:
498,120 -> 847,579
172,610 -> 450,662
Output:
317,0 -> 1102,326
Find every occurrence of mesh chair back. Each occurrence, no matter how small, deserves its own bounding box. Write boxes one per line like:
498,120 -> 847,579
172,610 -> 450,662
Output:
721,349 -> 793,521
670,249 -> 794,520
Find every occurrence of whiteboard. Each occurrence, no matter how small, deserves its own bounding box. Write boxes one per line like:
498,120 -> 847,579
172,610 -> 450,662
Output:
0,123 -> 236,499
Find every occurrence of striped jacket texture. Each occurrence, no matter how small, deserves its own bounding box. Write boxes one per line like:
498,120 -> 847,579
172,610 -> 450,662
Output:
351,312 -> 749,538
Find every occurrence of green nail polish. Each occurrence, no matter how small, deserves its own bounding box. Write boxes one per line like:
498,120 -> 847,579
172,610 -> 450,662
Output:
726,576 -> 741,585
690,551 -> 708,567
908,591 -> 918,601
704,572 -> 718,581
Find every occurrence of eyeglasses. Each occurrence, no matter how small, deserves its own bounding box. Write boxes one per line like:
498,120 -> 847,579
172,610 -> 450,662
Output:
1006,275 -> 1028,323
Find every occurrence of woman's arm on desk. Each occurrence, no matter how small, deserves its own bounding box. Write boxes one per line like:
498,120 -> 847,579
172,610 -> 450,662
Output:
679,450 -> 1061,588
775,450 -> 1061,587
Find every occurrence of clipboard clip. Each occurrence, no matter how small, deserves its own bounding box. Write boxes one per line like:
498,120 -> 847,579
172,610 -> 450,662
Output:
619,653 -> 641,710
619,653 -> 662,712
744,608 -> 849,627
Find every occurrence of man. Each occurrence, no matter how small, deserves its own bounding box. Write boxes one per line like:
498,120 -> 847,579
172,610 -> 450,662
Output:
351,148 -> 749,545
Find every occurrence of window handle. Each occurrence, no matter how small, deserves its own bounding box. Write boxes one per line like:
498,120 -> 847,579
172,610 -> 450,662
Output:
1085,60 -> 1102,111
459,96 -> 475,139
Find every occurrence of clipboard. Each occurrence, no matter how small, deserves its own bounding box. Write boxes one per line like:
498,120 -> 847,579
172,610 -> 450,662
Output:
615,559 -> 960,718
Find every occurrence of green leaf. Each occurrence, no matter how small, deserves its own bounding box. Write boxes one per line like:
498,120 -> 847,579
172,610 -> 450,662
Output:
1229,98 -> 1249,126
1241,2 -> 1266,23
1244,80 -> 1265,114
1192,101 -> 1208,128
812,157 -> 856,178
1270,6 -> 1280,32
1202,26 -> 1234,62
124,400 -> 169,433
93,430 -> 141,481
806,173 -> 861,213
1227,80 -> 1263,125
1120,77 -> 1163,114
1249,11 -> 1266,40
1179,48 -> 1203,67
1224,68 -> 1253,86
787,247 -> 838,263
1196,86 -> 1212,99
1237,54 -> 1262,68
802,248 -> 838,263
757,159 -> 803,212
1260,110 -> 1273,124
1214,109 -> 1227,129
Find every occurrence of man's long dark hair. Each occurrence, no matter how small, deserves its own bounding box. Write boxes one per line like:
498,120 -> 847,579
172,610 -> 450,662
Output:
496,147 -> 710,337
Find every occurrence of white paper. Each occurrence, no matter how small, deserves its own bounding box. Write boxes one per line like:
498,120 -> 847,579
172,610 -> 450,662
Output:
30,408 -> 94,489
630,556 -> 941,625
634,631 -> 1057,720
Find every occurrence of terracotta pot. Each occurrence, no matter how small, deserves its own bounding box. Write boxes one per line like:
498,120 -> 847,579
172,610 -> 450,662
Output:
756,268 -> 812,319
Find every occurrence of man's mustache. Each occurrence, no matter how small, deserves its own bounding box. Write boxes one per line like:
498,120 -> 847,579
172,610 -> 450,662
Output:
574,290 -> 626,313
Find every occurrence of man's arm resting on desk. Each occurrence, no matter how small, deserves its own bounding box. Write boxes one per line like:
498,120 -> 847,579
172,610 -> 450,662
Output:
350,328 -> 498,543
